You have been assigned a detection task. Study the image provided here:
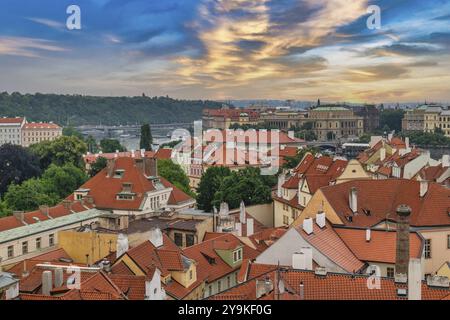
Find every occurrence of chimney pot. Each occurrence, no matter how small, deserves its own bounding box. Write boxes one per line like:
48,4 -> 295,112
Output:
366,229 -> 371,242
42,270 -> 53,296
303,218 -> 313,235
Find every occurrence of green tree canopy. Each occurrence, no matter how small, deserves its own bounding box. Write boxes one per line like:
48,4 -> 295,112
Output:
196,167 -> 232,212
157,159 -> 193,196
89,157 -> 108,177
41,164 -> 88,199
282,147 -> 319,169
99,139 -> 126,153
379,109 -> 405,133
0,144 -> 42,195
196,166 -> 272,212
4,178 -> 58,212
29,136 -> 88,170
140,124 -> 153,151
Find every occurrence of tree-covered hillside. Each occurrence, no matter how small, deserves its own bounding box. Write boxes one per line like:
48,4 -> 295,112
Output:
0,92 -> 223,125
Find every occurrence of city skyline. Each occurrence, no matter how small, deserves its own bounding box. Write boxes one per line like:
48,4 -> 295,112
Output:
0,0 -> 449,103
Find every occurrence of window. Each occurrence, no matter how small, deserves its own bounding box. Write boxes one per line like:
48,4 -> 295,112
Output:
283,215 -> 289,225
218,280 -> 222,292
7,245 -> 14,258
208,285 -> 212,297
424,239 -> 432,259
227,276 -> 231,288
174,232 -> 183,247
233,249 -> 242,263
22,241 -> 28,255
186,234 -> 195,247
448,235 -> 450,249
36,238 -> 41,250
49,234 -> 55,247
387,267 -> 395,278
189,270 -> 193,280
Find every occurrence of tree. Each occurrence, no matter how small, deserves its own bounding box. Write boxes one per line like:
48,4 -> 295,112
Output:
100,139 -> 126,153
0,144 -> 42,195
379,109 -> 405,132
63,126 -> 84,140
140,124 -> 153,151
29,136 -> 88,170
85,135 -> 99,153
196,167 -> 232,211
211,168 -> 272,210
0,198 -> 12,218
157,159 -> 194,196
41,164 -> 88,199
89,157 -> 107,177
4,179 -> 58,212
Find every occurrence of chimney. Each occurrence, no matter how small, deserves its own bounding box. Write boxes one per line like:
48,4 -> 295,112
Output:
349,187 -> 358,213
395,205 -> 412,277
292,252 -> 305,270
256,277 -> 273,299
135,158 -> 144,173
42,270 -> 53,296
235,222 -> 242,237
405,137 -> 410,149
149,228 -> 163,248
140,149 -> 145,158
13,211 -> 25,223
408,259 -> 422,300
144,157 -> 158,177
420,180 -> 428,197
39,205 -> 50,218
366,229 -> 371,242
62,200 -> 72,210
303,218 -> 313,235
106,159 -> 115,178
219,202 -> 229,216
277,172 -> 286,198
288,131 -> 295,140
442,154 -> 450,168
315,212 -> 326,228
239,201 -> 246,224
388,133 -> 393,142
380,147 -> 386,162
246,218 -> 254,237
54,268 -> 64,288
299,282 -> 305,300
116,233 -> 129,259
101,259 -> 112,273
300,247 -> 313,270
131,150 -> 136,158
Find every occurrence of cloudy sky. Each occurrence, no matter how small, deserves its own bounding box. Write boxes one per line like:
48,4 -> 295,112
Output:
0,0 -> 449,103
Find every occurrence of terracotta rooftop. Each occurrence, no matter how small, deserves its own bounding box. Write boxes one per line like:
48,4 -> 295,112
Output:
317,179 -> 450,227
0,117 -> 24,124
295,221 -> 365,273
23,122 -> 61,129
334,227 -> 423,264
210,263 -> 450,300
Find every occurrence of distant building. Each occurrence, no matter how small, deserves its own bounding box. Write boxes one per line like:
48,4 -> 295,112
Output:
308,106 -> 364,141
402,104 -> 450,137
21,122 -> 62,147
0,117 -> 26,146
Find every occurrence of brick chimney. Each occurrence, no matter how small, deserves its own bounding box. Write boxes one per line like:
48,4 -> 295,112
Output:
349,187 -> 358,213
395,204 -> 412,277
106,159 -> 115,178
144,157 -> 158,177
39,205 -> 50,218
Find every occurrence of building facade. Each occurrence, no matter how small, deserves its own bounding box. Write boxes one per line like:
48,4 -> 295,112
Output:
0,117 -> 26,146
22,122 -> 63,147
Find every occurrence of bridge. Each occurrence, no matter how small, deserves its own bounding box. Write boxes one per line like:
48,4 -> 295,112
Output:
76,123 -> 193,138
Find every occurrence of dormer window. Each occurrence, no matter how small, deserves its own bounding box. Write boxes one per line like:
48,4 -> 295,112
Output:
232,248 -> 242,263
74,188 -> 90,200
114,169 -> 125,178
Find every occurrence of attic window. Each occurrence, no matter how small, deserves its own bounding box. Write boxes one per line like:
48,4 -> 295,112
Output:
117,194 -> 134,200
114,169 -> 125,178
363,208 -> 371,216
232,248 -> 242,263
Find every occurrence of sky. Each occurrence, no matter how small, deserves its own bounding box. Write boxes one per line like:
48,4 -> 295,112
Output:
0,0 -> 449,103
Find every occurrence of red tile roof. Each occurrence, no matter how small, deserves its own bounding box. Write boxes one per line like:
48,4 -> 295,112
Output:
0,117 -> 24,124
318,179 -> 450,227
335,227 -> 423,264
155,148 -> 173,160
108,274 -> 146,300
23,122 -> 61,129
211,264 -> 450,300
70,157 -> 193,210
84,151 -> 156,164
183,233 -> 260,284
295,221 -> 365,273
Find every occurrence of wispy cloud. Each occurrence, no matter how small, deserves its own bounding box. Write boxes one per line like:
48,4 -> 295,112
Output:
26,17 -> 65,30
0,36 -> 67,58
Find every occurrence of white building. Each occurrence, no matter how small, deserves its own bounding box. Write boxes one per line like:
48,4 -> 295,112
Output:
0,117 -> 26,146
